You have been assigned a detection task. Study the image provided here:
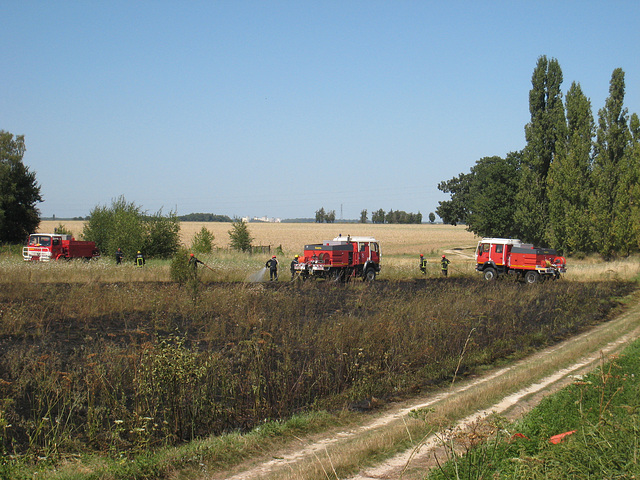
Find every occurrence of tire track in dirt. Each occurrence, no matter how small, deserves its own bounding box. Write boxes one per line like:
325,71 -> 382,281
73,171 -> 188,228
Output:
213,294 -> 640,480
350,313 -> 640,480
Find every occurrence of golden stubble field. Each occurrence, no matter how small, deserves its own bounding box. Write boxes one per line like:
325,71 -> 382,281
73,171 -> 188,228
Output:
38,220 -> 479,258
35,220 -> 640,281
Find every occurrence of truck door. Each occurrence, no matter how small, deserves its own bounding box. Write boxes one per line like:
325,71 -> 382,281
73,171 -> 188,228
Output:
477,243 -> 489,263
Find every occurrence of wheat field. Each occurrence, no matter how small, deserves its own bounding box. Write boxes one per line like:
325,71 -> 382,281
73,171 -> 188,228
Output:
34,220 -> 640,281
38,220 -> 479,257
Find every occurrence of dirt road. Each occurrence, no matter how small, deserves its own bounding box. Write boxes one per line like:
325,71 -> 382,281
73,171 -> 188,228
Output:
214,293 -> 640,480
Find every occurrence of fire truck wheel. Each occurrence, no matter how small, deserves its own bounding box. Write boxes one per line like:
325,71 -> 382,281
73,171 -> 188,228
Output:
364,268 -> 376,281
525,271 -> 539,284
483,267 -> 497,281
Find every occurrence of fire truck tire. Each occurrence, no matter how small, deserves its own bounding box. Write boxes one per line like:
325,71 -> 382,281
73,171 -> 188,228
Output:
483,267 -> 497,281
364,268 -> 376,281
525,271 -> 539,284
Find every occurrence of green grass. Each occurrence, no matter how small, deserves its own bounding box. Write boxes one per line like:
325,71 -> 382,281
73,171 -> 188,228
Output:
427,338 -> 640,479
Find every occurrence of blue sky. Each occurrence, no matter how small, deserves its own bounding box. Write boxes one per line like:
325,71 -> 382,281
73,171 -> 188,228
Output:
2,1 -> 639,220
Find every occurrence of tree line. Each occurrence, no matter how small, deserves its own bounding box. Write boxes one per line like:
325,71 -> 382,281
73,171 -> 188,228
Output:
177,212 -> 232,222
437,56 -> 640,257
315,207 -> 428,224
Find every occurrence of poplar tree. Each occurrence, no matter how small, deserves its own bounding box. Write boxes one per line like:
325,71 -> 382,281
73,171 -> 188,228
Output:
630,113 -> 640,249
514,56 -> 566,246
590,69 -> 632,256
546,82 -> 594,253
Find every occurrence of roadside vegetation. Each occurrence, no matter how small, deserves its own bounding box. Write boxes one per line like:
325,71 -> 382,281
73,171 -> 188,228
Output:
427,337 -> 640,479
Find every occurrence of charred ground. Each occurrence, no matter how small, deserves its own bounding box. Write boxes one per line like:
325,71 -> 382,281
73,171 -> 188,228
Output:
0,278 -> 636,458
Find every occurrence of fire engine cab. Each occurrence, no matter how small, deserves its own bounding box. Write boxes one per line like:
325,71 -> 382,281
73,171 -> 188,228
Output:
475,237 -> 566,283
23,233 -> 100,262
294,235 -> 381,281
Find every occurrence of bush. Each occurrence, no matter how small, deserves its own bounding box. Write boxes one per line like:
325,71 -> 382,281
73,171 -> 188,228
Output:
83,196 -> 180,259
170,247 -> 191,284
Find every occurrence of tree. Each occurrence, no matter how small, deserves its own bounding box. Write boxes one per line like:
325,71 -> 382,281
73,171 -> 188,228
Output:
325,210 -> 336,223
371,209 -> 386,224
629,113 -> 640,250
436,172 -> 472,226
428,212 -> 436,223
360,209 -> 368,223
590,68 -> 632,256
83,196 -> 180,259
546,82 -> 594,253
191,226 -> 215,254
143,209 -> 180,258
386,209 -> 397,224
514,56 -> 567,246
83,196 -> 145,258
315,207 -> 326,223
437,154 -> 520,237
0,131 -> 42,243
228,218 -> 253,252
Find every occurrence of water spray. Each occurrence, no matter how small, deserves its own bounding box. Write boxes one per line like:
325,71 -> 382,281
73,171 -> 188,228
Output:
247,267 -> 268,283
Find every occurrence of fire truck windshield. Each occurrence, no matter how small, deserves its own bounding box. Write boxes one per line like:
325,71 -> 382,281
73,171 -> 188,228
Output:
29,235 -> 51,246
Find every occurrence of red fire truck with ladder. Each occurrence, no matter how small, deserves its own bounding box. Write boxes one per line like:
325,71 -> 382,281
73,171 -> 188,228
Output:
294,235 -> 381,281
475,238 -> 566,283
23,233 -> 100,262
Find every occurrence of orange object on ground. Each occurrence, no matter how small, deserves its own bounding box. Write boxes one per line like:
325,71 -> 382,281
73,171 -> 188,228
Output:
549,430 -> 576,444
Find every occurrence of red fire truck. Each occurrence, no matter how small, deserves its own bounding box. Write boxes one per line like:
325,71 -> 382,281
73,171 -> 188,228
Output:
475,238 -> 566,283
294,235 -> 381,281
23,233 -> 100,262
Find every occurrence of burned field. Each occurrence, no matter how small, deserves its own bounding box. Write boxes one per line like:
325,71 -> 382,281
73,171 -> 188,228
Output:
0,278 -> 635,457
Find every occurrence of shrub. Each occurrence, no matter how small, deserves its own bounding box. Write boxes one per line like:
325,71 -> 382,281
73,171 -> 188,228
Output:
170,247 -> 191,284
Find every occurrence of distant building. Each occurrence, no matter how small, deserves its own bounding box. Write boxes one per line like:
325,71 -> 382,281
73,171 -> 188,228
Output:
251,216 -> 281,223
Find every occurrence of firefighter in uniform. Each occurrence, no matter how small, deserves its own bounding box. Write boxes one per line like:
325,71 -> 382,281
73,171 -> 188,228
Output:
290,254 -> 299,280
266,255 -> 278,281
135,251 -> 145,267
441,255 -> 450,276
419,254 -> 427,274
188,253 -> 204,277
115,248 -> 124,265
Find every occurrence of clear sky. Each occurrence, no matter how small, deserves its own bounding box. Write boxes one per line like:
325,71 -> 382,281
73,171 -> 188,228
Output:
2,1 -> 639,220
